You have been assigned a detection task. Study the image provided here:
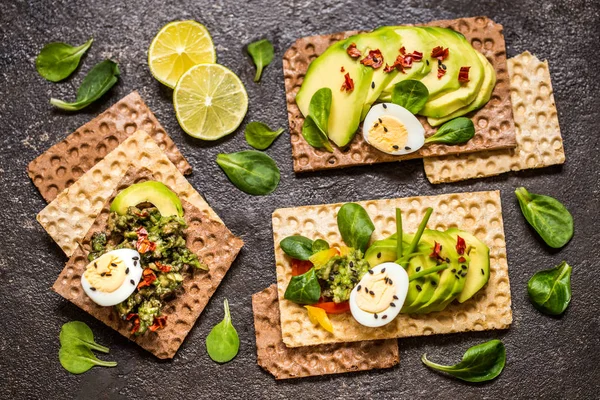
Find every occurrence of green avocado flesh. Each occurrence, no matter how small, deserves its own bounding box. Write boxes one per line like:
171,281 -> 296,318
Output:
296,25 -> 495,146
364,233 -> 412,268
296,39 -> 373,147
446,228 -> 490,303
110,181 -> 183,217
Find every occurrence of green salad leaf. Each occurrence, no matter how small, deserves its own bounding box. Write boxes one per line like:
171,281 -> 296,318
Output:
280,235 -> 314,260
50,59 -> 120,111
216,151 -> 280,195
301,88 -> 334,152
312,239 -> 330,253
59,321 -> 109,353
247,39 -> 274,82
515,187 -> 574,248
36,38 -> 93,82
244,121 -> 284,150
424,117 -> 475,145
206,299 -> 240,363
422,339 -> 506,383
284,267 -> 321,304
337,203 -> 375,253
528,261 -> 572,315
391,80 -> 429,114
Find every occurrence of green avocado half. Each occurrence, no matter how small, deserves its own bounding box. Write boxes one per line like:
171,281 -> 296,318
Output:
110,181 -> 183,217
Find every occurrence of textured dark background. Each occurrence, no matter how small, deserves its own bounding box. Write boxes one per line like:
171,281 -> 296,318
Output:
1,0 -> 599,398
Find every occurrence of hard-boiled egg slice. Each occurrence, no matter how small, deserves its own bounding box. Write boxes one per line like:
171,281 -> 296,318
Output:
362,103 -> 425,155
349,262 -> 409,328
81,249 -> 143,307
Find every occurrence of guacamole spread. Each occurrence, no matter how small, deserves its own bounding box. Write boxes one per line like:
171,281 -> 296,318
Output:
316,249 -> 370,303
89,206 -> 205,335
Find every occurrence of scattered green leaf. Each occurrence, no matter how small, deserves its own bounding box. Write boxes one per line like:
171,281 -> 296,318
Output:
247,39 -> 274,82
206,299 -> 240,363
284,267 -> 321,304
337,203 -> 375,252
244,121 -> 284,150
301,88 -> 334,152
515,187 -> 574,248
36,38 -> 93,82
216,151 -> 280,195
59,344 -> 117,374
424,117 -> 475,145
50,59 -> 120,111
60,321 -> 109,353
280,235 -> 314,260
421,339 -> 506,383
528,261 -> 572,315
312,239 -> 330,253
391,80 -> 429,114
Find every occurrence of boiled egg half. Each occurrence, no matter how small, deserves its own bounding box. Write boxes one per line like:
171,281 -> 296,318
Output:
349,262 -> 409,328
363,103 -> 425,155
81,249 -> 143,307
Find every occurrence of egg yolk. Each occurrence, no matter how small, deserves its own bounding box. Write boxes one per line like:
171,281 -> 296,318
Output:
367,115 -> 408,153
356,271 -> 396,313
83,253 -> 127,293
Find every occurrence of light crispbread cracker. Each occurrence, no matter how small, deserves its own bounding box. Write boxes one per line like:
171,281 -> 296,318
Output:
283,16 -> 516,172
273,190 -> 511,348
252,285 -> 399,379
27,91 -> 192,202
423,51 -> 565,183
52,168 -> 243,359
37,130 -> 221,257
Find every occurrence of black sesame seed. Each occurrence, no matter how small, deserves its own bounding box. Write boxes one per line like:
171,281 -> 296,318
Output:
374,313 -> 378,319
390,302 -> 396,307
438,59 -> 442,65
388,279 -> 393,285
461,265 -> 467,270
370,291 -> 375,296
382,315 -> 388,319
461,271 -> 467,277
384,277 -> 389,284
368,269 -> 374,274
94,262 -> 98,269
357,285 -> 362,291
393,295 -> 399,300
133,260 -> 138,267
393,145 -> 399,149
451,269 -> 456,273
371,81 -> 375,89
377,252 -> 382,259
365,287 -> 369,293
349,261 -> 354,268
432,281 -> 437,287
125,267 -> 129,274
442,63 -> 447,70
416,285 -> 422,292
481,268 -> 485,275
455,274 -> 460,279
374,122 -> 379,127
381,268 -> 386,273
130,279 -> 135,285
405,146 -> 411,151
416,266 -> 421,272
100,272 -> 106,277
446,257 -> 450,263
426,60 -> 430,65
439,245 -> 443,251
90,287 -> 96,291
383,127 -> 388,132
378,118 -> 383,123
106,273 -> 112,277
111,263 -> 117,267
382,103 -> 387,109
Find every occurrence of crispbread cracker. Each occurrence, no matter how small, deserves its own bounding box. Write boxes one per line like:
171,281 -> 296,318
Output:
283,16 -> 516,172
273,191 -> 511,347
27,91 -> 192,202
252,285 -> 399,379
52,168 -> 243,359
423,51 -> 565,183
37,130 -> 221,257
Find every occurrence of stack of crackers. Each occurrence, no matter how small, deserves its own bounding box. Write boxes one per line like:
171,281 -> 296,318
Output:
283,17 -> 565,182
29,92 -> 243,359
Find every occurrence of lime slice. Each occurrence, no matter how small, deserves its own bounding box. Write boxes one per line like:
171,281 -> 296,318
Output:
148,20 -> 216,88
173,64 -> 248,140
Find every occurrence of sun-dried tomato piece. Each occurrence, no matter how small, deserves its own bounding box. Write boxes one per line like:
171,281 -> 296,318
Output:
346,43 -> 361,58
431,46 -> 449,61
340,66 -> 345,73
126,313 -> 140,334
458,66 -> 471,83
429,241 -> 443,260
341,73 -> 354,92
360,49 -> 384,69
156,262 -> 171,273
399,46 -> 406,55
410,51 -> 423,62
383,63 -> 396,73
149,316 -> 168,332
137,268 -> 157,289
399,55 -> 413,68
456,236 -> 467,255
437,67 -> 446,79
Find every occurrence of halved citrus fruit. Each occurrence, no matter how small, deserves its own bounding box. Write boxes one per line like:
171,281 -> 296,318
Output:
148,20 -> 216,88
173,64 -> 248,140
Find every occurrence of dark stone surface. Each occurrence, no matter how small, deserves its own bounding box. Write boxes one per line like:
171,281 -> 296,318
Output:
1,0 -> 599,398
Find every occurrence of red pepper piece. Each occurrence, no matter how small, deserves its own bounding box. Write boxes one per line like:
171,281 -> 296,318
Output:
456,235 -> 467,255
156,262 -> 171,273
341,73 -> 354,92
149,316 -> 168,332
437,67 -> 446,79
458,66 -> 470,83
137,268 -> 157,289
127,313 -> 140,334
431,46 -> 449,61
291,259 -> 313,276
429,241 -> 443,260
360,49 -> 384,69
346,43 -> 361,58
313,301 -> 351,314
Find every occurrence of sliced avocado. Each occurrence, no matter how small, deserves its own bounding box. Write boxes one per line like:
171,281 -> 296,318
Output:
364,233 -> 412,268
412,229 -> 463,314
401,252 -> 440,312
427,51 -> 496,126
419,27 -> 485,117
377,26 -> 435,102
344,29 -> 404,120
110,181 -> 183,217
296,39 -> 374,147
447,228 -> 490,303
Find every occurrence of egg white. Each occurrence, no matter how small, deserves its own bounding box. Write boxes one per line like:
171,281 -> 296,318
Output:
81,249 -> 143,307
363,103 -> 425,155
349,262 -> 409,328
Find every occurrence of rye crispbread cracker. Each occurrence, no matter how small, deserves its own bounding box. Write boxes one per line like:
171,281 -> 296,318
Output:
424,51 -> 565,183
37,130 -> 221,257
52,168 -> 243,359
273,191 -> 511,347
27,91 -> 192,202
283,16 -> 516,172
252,285 -> 399,379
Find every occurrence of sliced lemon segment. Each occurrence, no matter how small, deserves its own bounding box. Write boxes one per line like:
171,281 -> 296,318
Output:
173,64 -> 248,140
148,20 -> 216,88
